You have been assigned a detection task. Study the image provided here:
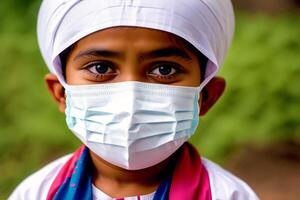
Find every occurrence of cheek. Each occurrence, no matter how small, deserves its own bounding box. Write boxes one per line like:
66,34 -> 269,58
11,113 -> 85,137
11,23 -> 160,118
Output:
192,67 -> 201,86
65,65 -> 84,85
183,63 -> 201,87
65,63 -> 95,85
65,65 -> 73,84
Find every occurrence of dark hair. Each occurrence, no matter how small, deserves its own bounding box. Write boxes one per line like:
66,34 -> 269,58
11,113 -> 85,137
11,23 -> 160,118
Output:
196,50 -> 208,82
171,36 -> 208,82
60,45 -> 73,79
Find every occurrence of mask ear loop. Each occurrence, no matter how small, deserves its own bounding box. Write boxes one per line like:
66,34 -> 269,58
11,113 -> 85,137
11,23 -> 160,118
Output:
53,45 -> 76,90
198,59 -> 219,91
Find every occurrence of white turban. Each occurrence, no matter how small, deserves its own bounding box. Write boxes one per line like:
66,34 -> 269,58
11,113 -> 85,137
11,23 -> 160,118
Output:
37,0 -> 235,88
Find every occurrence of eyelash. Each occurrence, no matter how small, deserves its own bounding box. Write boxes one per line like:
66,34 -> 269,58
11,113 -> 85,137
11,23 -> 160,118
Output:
149,62 -> 183,77
83,61 -> 184,81
84,61 -> 117,80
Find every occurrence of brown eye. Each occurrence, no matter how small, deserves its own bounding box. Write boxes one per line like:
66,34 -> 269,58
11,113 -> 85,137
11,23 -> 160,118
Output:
158,66 -> 172,75
150,64 -> 178,76
88,62 -> 115,74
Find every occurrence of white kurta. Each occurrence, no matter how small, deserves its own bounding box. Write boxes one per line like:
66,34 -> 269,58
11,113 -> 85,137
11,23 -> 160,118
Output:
8,155 -> 259,200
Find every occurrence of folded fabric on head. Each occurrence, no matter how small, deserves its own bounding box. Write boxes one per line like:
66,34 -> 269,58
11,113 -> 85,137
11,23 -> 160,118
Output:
37,0 -> 235,88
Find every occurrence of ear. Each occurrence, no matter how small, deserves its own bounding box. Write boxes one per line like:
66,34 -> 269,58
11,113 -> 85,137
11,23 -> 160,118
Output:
45,73 -> 66,113
199,77 -> 226,116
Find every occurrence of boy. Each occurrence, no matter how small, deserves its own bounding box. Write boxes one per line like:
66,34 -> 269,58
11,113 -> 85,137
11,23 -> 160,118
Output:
9,0 -> 259,199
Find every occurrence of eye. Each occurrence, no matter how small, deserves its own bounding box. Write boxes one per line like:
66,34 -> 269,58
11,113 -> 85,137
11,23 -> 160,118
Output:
87,62 -> 115,75
149,64 -> 178,76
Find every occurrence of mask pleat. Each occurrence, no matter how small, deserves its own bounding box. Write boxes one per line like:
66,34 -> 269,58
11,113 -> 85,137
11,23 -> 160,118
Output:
65,81 -> 200,170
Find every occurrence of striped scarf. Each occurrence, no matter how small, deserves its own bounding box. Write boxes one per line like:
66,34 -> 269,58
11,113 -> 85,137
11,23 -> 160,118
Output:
46,143 -> 211,200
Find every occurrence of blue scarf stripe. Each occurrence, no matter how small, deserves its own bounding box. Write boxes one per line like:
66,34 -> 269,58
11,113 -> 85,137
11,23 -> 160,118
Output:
153,176 -> 171,200
53,147 -> 170,200
54,148 -> 92,200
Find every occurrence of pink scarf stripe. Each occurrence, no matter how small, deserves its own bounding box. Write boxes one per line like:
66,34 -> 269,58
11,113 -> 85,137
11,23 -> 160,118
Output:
46,145 -> 86,200
170,143 -> 212,200
47,143 -> 211,200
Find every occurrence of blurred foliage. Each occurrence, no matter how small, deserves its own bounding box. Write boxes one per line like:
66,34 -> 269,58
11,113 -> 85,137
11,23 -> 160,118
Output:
193,13 -> 300,160
0,0 -> 300,199
0,1 -> 80,199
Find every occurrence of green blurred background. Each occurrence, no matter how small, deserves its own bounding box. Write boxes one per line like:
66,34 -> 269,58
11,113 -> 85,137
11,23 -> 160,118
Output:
0,0 -> 300,199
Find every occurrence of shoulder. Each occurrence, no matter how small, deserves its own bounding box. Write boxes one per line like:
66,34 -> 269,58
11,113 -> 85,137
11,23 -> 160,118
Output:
8,154 -> 72,200
201,158 -> 260,200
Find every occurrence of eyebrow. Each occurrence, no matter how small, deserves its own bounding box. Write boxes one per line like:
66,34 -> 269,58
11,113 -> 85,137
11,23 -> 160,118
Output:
140,47 -> 192,61
73,47 -> 192,61
74,49 -> 123,61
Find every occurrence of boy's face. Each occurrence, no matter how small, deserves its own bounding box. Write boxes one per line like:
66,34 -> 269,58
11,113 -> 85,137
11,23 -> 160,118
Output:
64,27 -> 201,87
46,27 -> 225,116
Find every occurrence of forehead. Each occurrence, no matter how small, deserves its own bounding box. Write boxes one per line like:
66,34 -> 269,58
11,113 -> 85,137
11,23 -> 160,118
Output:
73,27 -> 194,51
68,27 -> 201,62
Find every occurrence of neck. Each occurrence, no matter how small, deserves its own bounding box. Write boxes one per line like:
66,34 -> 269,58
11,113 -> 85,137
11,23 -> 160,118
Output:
89,150 -> 178,197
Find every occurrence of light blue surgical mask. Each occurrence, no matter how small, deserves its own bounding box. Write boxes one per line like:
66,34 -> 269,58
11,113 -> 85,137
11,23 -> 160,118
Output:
65,81 -> 201,170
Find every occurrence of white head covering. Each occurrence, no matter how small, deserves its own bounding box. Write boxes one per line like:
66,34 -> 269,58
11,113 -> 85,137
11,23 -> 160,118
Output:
37,0 -> 234,88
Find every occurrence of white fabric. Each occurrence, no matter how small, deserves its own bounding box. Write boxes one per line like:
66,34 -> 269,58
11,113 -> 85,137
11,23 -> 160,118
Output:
6,154 -> 154,200
202,159 -> 259,200
8,155 -> 258,200
65,81 -> 200,170
37,0 -> 235,89
8,154 -> 71,200
92,185 -> 155,200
